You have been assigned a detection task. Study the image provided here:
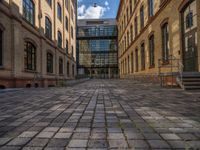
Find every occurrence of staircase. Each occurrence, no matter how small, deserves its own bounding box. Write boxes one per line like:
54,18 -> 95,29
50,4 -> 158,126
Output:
177,72 -> 200,90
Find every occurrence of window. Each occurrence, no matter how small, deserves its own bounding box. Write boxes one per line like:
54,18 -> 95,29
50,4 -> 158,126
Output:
162,23 -> 169,62
71,26 -> 74,39
186,12 -> 193,29
130,0 -> 132,14
134,16 -> 138,36
59,58 -> 63,75
23,0 -> 35,25
131,52 -> 134,73
141,43 -> 145,70
71,45 -> 74,57
67,61 -> 70,76
66,16 -> 69,31
46,0 -> 52,6
58,31 -> 62,48
130,25 -> 133,42
128,55 -> 130,73
0,29 -> 2,66
45,17 -> 52,40
148,0 -> 154,17
66,40 -> 69,54
135,49 -> 138,72
24,41 -> 36,71
57,3 -> 62,21
72,64 -> 74,76
149,35 -> 155,67
47,52 -> 53,73
140,6 -> 144,29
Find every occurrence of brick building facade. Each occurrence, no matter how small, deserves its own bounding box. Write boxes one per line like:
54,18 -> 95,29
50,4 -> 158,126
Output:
117,0 -> 200,84
0,0 -> 77,88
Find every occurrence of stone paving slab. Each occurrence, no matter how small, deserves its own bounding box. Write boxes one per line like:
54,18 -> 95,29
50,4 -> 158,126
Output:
0,79 -> 200,149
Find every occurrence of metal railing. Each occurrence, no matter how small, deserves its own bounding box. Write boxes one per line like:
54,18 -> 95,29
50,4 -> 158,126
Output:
158,55 -> 184,87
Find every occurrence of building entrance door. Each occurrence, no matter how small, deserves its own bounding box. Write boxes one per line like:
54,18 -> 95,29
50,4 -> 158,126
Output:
182,0 -> 198,72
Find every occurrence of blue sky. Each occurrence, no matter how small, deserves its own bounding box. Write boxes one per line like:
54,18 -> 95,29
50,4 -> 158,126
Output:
77,0 -> 120,19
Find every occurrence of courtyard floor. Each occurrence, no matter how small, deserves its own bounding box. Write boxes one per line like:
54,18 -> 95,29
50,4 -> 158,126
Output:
0,79 -> 200,150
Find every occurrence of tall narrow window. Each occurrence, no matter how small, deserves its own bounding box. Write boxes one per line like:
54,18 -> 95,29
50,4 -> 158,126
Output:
141,43 -> 145,70
148,0 -> 154,17
57,3 -> 62,21
0,29 -> 2,66
130,0 -> 132,14
66,16 -> 69,31
47,52 -> 53,73
72,64 -> 74,76
140,6 -> 144,29
67,61 -> 70,76
130,25 -> 133,42
135,49 -> 138,72
59,58 -> 63,75
128,55 -> 130,74
23,0 -> 35,25
162,23 -> 169,62
58,31 -> 62,48
131,52 -> 134,73
186,12 -> 193,29
71,26 -> 74,39
66,40 -> 69,54
134,16 -> 138,36
149,35 -> 155,67
45,17 -> 52,40
46,0 -> 52,6
24,41 -> 36,71
71,45 -> 74,58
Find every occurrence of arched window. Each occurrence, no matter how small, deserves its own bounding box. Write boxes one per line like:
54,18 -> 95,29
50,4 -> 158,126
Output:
57,3 -> 62,21
59,58 -> 63,75
57,31 -> 62,48
45,17 -> 52,40
161,23 -> 169,62
23,0 -> 35,25
24,41 -> 36,71
47,52 -> 53,73
149,34 -> 155,67
0,29 -> 2,66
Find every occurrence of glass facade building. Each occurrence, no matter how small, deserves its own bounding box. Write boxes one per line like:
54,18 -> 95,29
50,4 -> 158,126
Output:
77,19 -> 118,78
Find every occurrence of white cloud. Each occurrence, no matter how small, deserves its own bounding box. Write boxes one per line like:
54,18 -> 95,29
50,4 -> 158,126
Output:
78,5 -> 107,19
78,5 -> 86,15
105,1 -> 109,6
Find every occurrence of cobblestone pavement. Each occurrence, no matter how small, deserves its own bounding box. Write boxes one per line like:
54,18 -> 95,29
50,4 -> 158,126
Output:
0,79 -> 200,150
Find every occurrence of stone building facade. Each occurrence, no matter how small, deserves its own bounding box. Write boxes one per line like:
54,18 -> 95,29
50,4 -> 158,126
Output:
0,0 -> 77,88
117,0 -> 200,82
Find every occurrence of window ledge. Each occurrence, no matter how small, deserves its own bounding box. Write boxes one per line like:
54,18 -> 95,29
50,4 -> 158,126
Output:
24,70 -> 37,73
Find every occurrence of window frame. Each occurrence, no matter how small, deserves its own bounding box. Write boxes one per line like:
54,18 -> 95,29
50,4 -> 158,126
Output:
57,3 -> 62,21
45,16 -> 52,40
24,41 -> 37,71
47,52 -> 53,73
23,0 -> 35,25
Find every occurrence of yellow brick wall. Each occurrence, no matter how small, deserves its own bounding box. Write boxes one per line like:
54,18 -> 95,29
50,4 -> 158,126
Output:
117,0 -> 200,78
